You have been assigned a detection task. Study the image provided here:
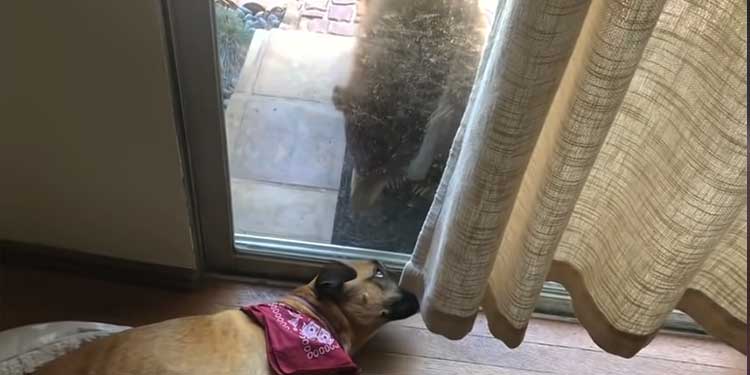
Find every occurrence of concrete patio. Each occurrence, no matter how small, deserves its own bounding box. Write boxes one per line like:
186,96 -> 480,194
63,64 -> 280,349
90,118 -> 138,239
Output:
223,0 -> 499,248
225,29 -> 355,243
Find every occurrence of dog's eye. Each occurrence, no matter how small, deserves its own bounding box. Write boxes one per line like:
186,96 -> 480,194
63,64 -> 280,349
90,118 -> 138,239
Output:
374,269 -> 385,279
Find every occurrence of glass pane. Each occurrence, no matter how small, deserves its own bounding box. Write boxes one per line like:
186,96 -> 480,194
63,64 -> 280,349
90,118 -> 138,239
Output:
216,0 -> 495,254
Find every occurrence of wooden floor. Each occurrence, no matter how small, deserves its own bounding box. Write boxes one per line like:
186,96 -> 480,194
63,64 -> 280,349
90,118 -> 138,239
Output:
1,265 -> 745,374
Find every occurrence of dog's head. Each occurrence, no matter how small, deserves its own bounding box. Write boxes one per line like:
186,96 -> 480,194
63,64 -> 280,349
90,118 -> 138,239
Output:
313,260 -> 419,328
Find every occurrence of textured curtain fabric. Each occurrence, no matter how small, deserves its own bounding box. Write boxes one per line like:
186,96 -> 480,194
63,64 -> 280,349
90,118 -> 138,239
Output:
400,0 -> 747,357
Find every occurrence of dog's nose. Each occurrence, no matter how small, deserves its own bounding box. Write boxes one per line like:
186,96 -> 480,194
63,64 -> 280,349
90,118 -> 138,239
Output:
387,289 -> 420,321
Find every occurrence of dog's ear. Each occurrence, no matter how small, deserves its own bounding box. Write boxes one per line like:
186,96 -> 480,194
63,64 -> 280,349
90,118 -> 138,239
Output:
314,262 -> 357,299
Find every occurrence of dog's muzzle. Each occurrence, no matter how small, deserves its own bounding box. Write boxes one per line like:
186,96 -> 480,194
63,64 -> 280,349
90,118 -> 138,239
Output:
386,289 -> 420,321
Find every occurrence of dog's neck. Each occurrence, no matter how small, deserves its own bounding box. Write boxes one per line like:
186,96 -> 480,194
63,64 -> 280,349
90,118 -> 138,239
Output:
280,286 -> 362,354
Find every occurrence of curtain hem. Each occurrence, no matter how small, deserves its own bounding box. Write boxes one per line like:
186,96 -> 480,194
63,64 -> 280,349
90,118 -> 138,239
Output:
405,259 -> 747,356
482,260 -> 747,358
482,289 -> 527,348
548,261 -> 747,356
676,289 -> 748,355
401,261 -> 478,340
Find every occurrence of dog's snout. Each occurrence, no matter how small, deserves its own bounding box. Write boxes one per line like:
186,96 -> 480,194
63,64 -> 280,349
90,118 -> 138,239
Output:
386,289 -> 420,321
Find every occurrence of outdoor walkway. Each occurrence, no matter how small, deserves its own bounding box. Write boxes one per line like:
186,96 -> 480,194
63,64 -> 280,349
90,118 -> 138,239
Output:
225,29 -> 355,243
224,0 -> 499,245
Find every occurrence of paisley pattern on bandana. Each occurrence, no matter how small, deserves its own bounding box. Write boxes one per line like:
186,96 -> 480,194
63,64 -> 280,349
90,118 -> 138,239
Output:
242,303 -> 359,375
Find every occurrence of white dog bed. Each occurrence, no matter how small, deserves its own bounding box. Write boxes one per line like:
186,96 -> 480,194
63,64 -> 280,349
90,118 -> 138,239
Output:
0,322 -> 130,375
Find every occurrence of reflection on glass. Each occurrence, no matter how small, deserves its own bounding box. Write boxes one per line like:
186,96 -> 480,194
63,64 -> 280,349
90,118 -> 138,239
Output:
217,0 -> 492,253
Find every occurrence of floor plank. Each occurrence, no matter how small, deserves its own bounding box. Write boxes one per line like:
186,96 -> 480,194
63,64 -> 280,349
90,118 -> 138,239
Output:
1,264 -> 744,374
393,314 -> 747,369
366,324 -> 744,375
356,352 -> 548,374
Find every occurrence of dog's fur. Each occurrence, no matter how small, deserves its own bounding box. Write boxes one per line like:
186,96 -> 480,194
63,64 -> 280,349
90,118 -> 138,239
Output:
35,260 -> 419,375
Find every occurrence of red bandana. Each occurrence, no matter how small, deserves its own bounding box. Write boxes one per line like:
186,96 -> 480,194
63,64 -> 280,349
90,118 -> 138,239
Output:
242,303 -> 359,375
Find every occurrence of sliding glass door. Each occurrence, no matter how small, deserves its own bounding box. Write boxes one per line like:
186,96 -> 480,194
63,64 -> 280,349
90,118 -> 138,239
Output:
164,0 -> 429,280
166,0 -> 500,276
162,0 -> 701,333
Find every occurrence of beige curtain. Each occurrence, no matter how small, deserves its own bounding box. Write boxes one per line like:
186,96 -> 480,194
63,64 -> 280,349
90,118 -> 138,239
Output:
400,0 -> 747,357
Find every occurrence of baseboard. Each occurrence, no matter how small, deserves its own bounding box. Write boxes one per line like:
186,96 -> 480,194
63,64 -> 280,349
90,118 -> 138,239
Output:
0,241 -> 201,290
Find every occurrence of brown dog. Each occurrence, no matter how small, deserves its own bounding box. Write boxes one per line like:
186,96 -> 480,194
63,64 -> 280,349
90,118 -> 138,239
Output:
35,260 -> 419,375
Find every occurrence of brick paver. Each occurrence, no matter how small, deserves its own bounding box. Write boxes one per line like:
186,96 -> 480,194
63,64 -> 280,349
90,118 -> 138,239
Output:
286,0 -> 363,37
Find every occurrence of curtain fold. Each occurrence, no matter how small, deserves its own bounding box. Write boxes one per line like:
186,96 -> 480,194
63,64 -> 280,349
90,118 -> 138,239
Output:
400,0 -> 747,357
401,0 -> 593,338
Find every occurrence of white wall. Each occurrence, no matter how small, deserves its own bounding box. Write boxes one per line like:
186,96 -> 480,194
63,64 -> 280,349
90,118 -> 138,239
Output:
0,1 -> 197,269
